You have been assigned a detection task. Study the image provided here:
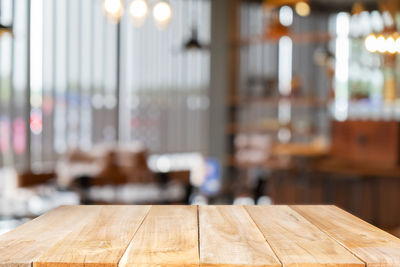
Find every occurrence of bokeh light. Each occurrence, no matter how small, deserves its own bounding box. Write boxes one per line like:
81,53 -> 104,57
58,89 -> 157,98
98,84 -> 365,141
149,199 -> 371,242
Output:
386,36 -> 396,54
30,109 -> 43,135
129,0 -> 148,26
104,0 -> 123,21
279,5 -> 293,27
295,1 -> 310,17
365,34 -> 377,52
376,35 -> 386,53
153,1 -> 172,28
396,37 -> 400,53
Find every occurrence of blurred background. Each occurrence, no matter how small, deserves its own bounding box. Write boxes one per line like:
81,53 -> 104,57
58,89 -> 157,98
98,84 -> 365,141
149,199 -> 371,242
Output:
0,0 -> 400,237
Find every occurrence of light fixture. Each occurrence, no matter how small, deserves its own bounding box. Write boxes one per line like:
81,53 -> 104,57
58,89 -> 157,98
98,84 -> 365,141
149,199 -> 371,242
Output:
396,37 -> 400,53
376,35 -> 386,53
386,36 -> 396,54
129,0 -> 149,26
365,34 -> 377,52
104,0 -> 123,22
365,34 -> 400,54
295,1 -> 310,17
153,0 -> 172,28
103,0 -> 172,29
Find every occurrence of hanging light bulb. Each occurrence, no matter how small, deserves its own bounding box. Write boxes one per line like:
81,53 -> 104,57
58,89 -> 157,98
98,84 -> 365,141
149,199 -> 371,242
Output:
396,37 -> 400,53
295,1 -> 310,17
386,36 -> 396,54
129,0 -> 149,26
153,0 -> 172,28
376,35 -> 386,53
104,0 -> 123,22
365,34 -> 377,52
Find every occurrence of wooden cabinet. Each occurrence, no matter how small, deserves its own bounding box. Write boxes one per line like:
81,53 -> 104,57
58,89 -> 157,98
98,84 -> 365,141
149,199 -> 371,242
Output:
331,120 -> 400,166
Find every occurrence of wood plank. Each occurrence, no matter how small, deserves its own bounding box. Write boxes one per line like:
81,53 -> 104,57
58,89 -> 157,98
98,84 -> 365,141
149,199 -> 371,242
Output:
199,205 -> 281,267
34,205 -> 151,267
0,206 -> 101,267
119,205 -> 199,267
292,205 -> 400,267
246,205 -> 364,267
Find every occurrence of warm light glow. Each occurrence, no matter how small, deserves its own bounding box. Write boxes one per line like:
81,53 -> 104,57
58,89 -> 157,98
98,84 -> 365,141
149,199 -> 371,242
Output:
279,5 -> 293,27
295,1 -> 310,17
386,36 -> 396,54
365,34 -> 400,54
104,0 -> 123,20
376,35 -> 386,53
129,0 -> 148,24
153,1 -> 172,27
365,34 -> 377,52
396,37 -> 400,53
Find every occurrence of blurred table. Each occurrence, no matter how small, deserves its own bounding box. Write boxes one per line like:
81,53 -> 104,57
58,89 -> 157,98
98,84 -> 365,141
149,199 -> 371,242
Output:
1,205 -> 400,266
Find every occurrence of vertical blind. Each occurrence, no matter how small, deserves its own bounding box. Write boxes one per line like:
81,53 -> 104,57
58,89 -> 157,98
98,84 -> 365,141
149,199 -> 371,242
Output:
0,0 -> 211,171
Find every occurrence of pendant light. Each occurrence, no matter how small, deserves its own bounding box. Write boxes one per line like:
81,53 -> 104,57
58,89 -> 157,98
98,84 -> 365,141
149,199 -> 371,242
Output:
153,0 -> 172,29
103,0 -> 123,22
103,0 -> 172,29
129,0 -> 149,26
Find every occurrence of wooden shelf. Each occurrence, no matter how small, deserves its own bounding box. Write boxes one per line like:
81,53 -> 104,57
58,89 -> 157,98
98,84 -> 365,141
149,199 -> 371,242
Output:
227,122 -> 315,136
229,96 -> 330,107
225,2 -> 332,176
226,141 -> 329,169
227,121 -> 280,134
232,31 -> 333,46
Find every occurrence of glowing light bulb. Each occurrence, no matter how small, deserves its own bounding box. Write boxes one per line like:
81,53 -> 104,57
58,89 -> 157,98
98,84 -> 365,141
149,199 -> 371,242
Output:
365,34 -> 377,52
376,35 -> 386,53
153,1 -> 172,28
129,0 -> 148,26
104,0 -> 123,21
386,36 -> 396,54
295,1 -> 310,17
396,37 -> 400,53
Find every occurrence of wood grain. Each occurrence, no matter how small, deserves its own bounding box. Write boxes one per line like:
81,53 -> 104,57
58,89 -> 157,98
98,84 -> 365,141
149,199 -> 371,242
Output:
246,205 -> 364,267
199,205 -> 281,267
34,205 -> 150,267
292,205 -> 400,267
2,205 -> 400,267
0,206 -> 100,267
119,205 -> 199,267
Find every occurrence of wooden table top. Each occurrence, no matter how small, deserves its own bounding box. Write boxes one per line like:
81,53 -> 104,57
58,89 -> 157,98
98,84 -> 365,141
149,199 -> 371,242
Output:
1,205 -> 400,267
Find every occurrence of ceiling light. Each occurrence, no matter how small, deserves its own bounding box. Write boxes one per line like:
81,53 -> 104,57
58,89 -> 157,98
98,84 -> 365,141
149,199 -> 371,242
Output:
153,1 -> 172,28
376,35 -> 386,53
396,37 -> 400,53
104,0 -> 123,21
386,36 -> 396,54
365,34 -> 377,53
295,1 -> 310,17
129,0 -> 148,26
